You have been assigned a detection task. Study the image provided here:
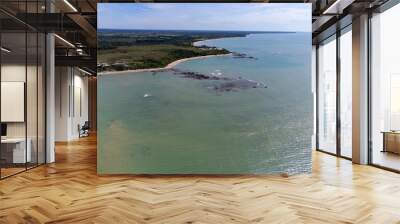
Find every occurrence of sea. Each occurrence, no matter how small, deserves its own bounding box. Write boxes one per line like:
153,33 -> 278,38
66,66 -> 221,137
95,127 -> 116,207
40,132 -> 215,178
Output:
98,32 -> 313,174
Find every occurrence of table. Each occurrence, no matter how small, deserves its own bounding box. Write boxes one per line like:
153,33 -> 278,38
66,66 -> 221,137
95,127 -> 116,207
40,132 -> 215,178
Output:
382,131 -> 400,154
1,138 -> 31,163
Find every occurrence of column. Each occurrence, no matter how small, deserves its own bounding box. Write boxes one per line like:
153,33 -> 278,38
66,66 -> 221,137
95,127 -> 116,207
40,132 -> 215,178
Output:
352,14 -> 369,164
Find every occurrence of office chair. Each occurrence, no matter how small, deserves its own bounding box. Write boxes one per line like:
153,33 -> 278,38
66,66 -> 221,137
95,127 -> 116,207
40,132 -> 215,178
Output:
79,121 -> 90,138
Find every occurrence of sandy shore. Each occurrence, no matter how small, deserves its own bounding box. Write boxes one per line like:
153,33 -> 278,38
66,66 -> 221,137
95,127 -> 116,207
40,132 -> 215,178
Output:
193,36 -> 247,47
98,53 -> 232,75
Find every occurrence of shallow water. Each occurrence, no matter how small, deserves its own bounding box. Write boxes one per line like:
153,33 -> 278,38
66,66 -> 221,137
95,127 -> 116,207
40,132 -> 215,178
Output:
98,32 -> 313,174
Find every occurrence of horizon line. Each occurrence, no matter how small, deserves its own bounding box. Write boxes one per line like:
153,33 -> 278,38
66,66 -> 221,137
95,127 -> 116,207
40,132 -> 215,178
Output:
98,28 -> 303,33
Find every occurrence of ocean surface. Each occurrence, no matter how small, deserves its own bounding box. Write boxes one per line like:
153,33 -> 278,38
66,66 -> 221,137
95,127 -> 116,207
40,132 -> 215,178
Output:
98,32 -> 313,174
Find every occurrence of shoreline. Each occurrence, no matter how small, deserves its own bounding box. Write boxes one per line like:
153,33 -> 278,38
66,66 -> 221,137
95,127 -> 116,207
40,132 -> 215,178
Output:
192,35 -> 249,47
98,53 -> 232,75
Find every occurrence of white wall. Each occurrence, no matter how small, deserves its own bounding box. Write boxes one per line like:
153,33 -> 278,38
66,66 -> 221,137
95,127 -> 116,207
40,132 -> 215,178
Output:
55,66 -> 70,141
1,65 -> 26,140
55,67 -> 89,141
71,73 -> 89,138
1,63 -> 46,164
1,64 -> 38,138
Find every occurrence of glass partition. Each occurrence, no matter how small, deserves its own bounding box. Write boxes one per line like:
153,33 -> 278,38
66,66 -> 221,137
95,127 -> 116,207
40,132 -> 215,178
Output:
0,31 -> 28,177
0,1 -> 46,179
38,32 -> 46,165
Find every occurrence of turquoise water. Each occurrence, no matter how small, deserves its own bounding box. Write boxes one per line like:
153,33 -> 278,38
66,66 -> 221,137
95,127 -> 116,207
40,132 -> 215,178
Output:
98,33 -> 313,174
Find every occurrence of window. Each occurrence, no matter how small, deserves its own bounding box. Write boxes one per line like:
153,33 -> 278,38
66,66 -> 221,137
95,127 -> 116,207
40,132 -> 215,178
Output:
370,3 -> 400,171
317,35 -> 337,154
339,26 -> 352,158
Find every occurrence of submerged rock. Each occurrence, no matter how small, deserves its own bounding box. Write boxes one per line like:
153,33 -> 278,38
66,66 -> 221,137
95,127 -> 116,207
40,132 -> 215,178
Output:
165,68 -> 266,93
232,52 -> 258,60
212,79 -> 267,92
170,68 -> 230,81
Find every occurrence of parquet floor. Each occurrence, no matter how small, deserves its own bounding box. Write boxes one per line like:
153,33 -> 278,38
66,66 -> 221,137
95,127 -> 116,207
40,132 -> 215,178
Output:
1,134 -> 400,224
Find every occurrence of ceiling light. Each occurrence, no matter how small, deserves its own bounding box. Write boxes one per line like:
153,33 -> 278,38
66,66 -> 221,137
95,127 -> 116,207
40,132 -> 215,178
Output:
1,47 -> 11,53
76,48 -> 85,55
78,68 -> 93,76
54,34 -> 75,48
323,1 -> 341,14
322,0 -> 355,15
63,0 -> 78,12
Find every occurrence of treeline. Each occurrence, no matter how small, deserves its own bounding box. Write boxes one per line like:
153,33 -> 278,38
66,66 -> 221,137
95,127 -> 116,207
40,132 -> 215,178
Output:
97,30 -> 249,71
98,30 -> 254,50
98,35 -> 194,50
128,48 -> 230,70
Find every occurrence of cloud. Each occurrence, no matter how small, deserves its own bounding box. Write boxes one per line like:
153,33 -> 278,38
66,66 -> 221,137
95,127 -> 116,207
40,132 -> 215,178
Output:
98,3 -> 311,32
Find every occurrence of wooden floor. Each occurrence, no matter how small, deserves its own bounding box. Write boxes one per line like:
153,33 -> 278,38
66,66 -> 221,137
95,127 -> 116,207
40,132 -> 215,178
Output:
0,167 -> 26,178
372,150 -> 400,171
1,135 -> 400,224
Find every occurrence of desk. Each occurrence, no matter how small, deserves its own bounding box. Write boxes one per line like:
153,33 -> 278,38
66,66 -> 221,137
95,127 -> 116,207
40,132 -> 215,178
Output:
382,131 -> 400,154
1,138 -> 31,163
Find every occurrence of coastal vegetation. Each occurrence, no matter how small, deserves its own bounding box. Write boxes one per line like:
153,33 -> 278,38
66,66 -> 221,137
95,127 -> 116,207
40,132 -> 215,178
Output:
97,30 -> 269,72
98,44 -> 230,71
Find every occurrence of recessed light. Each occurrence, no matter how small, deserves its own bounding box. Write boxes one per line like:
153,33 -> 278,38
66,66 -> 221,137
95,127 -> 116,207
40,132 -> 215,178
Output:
54,34 -> 75,48
63,0 -> 78,12
1,47 -> 11,53
78,68 -> 93,76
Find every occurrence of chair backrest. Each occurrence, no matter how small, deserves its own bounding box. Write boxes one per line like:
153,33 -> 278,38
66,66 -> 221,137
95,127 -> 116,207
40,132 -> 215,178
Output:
82,121 -> 90,129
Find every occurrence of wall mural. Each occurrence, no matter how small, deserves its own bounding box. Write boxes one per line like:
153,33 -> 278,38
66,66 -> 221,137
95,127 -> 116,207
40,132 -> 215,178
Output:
97,3 -> 313,174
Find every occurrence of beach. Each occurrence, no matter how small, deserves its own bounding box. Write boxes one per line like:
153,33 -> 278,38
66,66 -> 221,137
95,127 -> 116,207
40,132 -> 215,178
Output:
98,53 -> 232,75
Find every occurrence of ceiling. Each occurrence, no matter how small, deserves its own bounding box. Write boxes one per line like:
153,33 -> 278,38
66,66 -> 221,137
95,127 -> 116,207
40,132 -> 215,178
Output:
0,0 -> 394,74
1,0 -> 97,74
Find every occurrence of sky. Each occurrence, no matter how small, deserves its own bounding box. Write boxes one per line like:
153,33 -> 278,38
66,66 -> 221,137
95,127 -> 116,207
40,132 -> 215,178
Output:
98,3 -> 311,32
